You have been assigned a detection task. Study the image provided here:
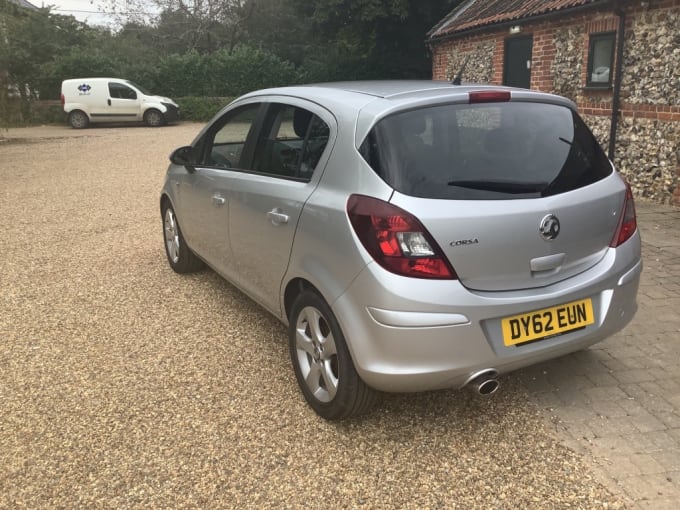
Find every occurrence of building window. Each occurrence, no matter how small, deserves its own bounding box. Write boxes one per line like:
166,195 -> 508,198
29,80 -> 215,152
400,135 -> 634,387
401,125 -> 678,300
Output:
587,32 -> 616,87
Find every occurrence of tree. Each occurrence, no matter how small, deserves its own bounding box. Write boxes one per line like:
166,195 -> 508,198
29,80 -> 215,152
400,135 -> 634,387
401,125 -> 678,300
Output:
106,0 -> 258,54
1,1 -> 99,123
283,0 -> 462,79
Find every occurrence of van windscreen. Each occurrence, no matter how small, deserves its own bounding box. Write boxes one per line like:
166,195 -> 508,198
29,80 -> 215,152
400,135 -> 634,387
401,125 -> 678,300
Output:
125,81 -> 150,95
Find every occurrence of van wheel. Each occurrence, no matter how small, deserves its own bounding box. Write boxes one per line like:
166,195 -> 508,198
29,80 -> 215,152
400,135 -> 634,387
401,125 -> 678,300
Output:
144,109 -> 164,127
68,110 -> 89,129
289,290 -> 378,420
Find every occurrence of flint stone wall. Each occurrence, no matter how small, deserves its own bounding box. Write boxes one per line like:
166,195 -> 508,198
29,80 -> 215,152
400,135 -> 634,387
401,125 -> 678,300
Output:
622,7 -> 680,106
619,6 -> 679,204
552,26 -> 584,103
584,115 -> 680,203
445,43 -> 495,83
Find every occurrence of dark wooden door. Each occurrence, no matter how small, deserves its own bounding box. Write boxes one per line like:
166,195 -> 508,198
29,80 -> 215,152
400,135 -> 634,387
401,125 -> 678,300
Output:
503,36 -> 533,89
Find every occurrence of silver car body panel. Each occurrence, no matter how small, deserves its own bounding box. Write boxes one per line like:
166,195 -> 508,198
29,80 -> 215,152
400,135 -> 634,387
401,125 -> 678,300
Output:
160,81 -> 641,393
332,231 -> 641,392
390,172 -> 625,291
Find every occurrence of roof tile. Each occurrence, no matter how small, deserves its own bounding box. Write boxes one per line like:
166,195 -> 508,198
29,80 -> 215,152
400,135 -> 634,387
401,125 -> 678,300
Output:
428,0 -> 610,39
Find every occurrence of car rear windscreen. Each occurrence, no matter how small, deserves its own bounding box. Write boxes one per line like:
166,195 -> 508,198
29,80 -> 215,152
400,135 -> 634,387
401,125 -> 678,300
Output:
359,102 -> 612,200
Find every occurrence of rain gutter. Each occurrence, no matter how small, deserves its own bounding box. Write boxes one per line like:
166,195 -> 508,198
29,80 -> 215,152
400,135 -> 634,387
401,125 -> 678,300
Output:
608,3 -> 626,161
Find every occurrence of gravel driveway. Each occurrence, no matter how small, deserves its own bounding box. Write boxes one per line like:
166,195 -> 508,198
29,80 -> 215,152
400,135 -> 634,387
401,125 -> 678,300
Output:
0,124 -> 627,508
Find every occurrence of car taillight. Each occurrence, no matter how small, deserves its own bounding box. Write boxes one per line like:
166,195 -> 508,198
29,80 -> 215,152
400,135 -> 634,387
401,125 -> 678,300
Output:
610,182 -> 637,247
347,195 -> 457,279
60,93 -> 64,107
468,90 -> 511,103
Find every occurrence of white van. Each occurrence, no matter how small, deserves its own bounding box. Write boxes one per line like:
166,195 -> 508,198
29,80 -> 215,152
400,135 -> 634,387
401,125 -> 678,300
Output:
61,78 -> 180,129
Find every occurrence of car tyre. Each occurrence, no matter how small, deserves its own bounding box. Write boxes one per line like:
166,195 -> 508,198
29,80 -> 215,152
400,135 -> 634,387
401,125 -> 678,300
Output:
289,290 -> 378,420
68,110 -> 89,129
144,109 -> 164,127
162,202 -> 204,273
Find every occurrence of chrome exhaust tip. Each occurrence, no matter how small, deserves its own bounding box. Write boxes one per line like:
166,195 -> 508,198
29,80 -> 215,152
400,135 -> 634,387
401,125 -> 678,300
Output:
463,369 -> 500,396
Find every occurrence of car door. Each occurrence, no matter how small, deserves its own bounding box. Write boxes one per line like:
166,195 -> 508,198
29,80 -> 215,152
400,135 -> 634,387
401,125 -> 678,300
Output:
177,103 -> 264,277
90,82 -> 141,122
226,100 -> 333,314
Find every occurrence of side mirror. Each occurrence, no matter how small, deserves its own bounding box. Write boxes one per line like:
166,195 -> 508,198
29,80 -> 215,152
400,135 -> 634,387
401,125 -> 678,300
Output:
170,145 -> 197,171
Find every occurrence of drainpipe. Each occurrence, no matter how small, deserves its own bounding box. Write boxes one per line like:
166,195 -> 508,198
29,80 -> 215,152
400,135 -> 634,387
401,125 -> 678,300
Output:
608,4 -> 626,161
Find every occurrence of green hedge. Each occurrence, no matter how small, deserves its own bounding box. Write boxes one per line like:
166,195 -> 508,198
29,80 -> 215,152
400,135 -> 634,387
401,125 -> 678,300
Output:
176,96 -> 235,122
150,46 -> 302,97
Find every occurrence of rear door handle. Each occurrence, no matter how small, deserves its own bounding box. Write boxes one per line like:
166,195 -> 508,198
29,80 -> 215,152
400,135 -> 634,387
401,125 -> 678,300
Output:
211,194 -> 226,207
267,209 -> 289,225
107,99 -> 111,106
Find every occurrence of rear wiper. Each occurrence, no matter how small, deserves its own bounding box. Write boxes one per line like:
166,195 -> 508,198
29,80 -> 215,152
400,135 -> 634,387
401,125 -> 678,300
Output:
447,179 -> 547,193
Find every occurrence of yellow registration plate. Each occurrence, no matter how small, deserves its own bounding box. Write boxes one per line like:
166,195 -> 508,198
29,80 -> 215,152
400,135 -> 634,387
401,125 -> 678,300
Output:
501,298 -> 595,346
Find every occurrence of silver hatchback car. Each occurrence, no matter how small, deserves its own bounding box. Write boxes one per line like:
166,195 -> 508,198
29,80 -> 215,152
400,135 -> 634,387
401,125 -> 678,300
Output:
160,81 -> 641,420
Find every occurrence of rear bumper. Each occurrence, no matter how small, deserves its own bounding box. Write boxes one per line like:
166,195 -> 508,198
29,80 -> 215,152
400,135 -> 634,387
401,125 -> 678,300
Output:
331,231 -> 642,392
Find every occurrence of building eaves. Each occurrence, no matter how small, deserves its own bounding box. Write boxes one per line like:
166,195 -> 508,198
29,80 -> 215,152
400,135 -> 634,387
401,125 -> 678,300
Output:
427,0 -> 612,42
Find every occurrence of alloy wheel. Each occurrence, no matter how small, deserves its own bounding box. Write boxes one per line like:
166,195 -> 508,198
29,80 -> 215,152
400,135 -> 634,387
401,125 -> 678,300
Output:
294,306 -> 339,402
164,207 -> 180,264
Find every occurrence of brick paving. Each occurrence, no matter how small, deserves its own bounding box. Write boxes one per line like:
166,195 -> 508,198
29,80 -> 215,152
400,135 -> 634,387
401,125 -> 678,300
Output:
519,201 -> 680,509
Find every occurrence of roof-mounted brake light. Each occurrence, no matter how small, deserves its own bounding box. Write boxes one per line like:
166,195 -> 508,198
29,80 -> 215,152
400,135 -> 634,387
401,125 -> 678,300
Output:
468,90 -> 511,104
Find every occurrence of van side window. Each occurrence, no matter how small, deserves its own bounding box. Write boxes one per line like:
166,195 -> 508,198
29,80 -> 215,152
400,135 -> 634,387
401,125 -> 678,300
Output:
108,83 -> 137,100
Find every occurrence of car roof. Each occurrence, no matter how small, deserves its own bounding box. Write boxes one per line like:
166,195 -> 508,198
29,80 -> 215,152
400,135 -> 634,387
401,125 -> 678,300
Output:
302,80 -> 467,98
235,80 -> 578,147
244,80 -> 575,100
242,80 -> 490,106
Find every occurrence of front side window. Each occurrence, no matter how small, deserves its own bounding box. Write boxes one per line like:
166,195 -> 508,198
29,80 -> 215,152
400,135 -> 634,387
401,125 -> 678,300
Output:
203,104 -> 261,169
108,82 -> 137,100
360,102 -> 612,200
252,104 -> 330,179
587,32 -> 616,87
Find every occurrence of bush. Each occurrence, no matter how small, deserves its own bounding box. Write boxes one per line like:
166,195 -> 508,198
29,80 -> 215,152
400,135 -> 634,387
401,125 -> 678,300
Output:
150,46 -> 303,98
176,96 -> 235,122
208,46 -> 302,96
40,48 -> 125,101
152,52 -> 210,97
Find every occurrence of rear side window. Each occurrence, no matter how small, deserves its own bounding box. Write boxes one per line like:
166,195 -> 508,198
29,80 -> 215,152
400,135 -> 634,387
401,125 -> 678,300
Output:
252,104 -> 330,180
359,102 -> 612,200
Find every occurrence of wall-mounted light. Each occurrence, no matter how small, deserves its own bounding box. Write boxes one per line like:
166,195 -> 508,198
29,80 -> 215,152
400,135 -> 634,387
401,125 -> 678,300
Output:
509,25 -> 521,34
